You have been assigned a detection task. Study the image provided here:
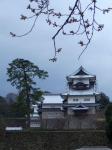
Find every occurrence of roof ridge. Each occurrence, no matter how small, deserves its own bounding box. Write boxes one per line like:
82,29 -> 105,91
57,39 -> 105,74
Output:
67,66 -> 95,78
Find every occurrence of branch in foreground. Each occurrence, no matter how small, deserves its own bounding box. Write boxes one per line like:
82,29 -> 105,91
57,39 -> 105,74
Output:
10,0 -> 111,61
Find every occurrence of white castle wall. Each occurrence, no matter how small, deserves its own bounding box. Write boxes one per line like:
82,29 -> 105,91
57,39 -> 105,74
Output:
73,78 -> 89,85
67,95 -> 95,104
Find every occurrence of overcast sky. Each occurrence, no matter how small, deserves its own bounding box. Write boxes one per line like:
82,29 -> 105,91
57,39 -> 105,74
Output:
0,0 -> 112,99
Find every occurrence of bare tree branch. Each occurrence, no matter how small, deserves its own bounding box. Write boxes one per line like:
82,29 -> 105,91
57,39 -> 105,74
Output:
10,0 -> 111,61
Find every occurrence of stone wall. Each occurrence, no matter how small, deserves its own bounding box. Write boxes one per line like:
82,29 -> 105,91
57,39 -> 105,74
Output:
1,130 -> 111,150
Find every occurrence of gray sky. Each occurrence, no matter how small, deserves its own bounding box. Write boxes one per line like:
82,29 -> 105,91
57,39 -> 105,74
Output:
0,0 -> 112,99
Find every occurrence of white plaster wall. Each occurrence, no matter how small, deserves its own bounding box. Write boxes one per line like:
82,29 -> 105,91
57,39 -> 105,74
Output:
73,78 -> 89,85
67,95 -> 95,104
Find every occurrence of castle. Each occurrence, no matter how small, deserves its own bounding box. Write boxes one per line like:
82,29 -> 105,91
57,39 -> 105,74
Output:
31,66 -> 100,129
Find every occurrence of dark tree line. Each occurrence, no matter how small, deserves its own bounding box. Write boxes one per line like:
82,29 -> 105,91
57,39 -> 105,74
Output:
0,96 -> 10,117
105,103 -> 112,142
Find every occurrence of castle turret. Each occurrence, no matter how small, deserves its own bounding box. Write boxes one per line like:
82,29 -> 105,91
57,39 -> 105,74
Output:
67,66 -> 96,90
61,66 -> 98,116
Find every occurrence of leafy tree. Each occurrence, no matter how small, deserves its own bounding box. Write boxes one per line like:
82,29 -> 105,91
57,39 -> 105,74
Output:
11,88 -> 43,118
7,58 -> 48,127
98,92 -> 110,109
105,103 -> 112,142
105,103 -> 112,123
11,0 -> 112,61
11,95 -> 27,118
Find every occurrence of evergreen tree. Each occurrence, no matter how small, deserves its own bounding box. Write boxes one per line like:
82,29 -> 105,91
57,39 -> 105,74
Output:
7,58 -> 48,127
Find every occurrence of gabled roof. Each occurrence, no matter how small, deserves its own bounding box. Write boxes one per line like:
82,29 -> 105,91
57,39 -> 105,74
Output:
75,103 -> 87,108
71,104 -> 89,110
67,66 -> 96,80
75,66 -> 89,75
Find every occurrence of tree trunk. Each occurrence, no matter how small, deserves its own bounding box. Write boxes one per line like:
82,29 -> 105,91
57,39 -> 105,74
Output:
26,93 -> 31,128
24,70 -> 31,128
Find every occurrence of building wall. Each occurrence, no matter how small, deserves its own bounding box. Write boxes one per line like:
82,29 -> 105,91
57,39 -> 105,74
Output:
41,118 -> 66,129
42,110 -> 64,119
64,114 -> 96,129
41,114 -> 97,129
41,106 -> 96,129
67,95 -> 95,104
88,107 -> 96,114
73,78 -> 89,84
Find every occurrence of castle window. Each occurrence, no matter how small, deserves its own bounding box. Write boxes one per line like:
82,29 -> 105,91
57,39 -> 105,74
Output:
84,98 -> 90,101
73,99 -> 78,102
